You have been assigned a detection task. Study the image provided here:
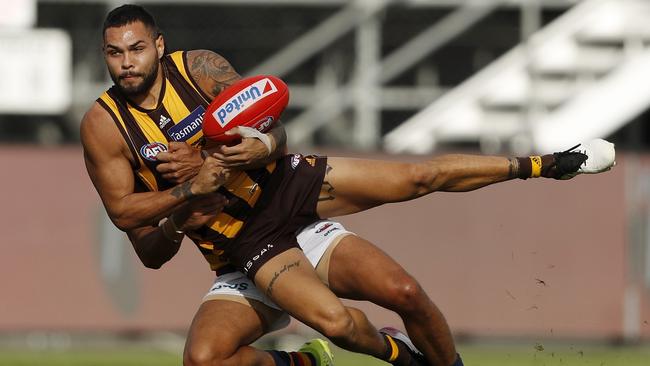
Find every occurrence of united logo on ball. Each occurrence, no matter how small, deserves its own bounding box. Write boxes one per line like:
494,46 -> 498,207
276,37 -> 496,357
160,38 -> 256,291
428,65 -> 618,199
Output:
203,75 -> 289,144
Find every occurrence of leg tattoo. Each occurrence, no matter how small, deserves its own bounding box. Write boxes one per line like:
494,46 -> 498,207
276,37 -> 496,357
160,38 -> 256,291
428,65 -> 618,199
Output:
266,260 -> 301,297
319,165 -> 335,201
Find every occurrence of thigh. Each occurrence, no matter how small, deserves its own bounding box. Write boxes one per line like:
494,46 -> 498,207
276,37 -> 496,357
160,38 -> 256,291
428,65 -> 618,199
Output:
185,297 -> 283,359
204,272 -> 279,310
254,247 -> 348,330
297,219 -> 354,280
325,234 -> 416,306
316,157 -> 420,218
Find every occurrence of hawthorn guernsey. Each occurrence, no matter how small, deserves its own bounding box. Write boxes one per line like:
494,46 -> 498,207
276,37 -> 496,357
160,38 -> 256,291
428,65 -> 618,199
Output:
203,75 -> 289,144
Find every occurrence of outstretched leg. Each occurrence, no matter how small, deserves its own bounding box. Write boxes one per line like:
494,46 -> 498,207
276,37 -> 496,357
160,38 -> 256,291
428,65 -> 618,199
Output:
316,155 -> 512,218
316,140 -> 615,218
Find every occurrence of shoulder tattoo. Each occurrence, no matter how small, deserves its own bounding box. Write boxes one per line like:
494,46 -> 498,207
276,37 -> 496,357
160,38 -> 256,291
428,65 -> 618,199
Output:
189,51 -> 240,97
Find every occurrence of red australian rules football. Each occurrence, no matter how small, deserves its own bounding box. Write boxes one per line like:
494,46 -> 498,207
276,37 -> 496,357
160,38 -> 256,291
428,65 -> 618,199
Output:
203,75 -> 289,144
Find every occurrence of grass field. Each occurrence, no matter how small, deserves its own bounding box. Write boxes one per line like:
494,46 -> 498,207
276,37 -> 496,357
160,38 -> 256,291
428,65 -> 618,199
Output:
1,343 -> 649,366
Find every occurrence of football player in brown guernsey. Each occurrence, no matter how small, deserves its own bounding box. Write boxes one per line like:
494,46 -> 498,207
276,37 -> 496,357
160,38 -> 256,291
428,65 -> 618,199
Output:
82,4 -> 617,366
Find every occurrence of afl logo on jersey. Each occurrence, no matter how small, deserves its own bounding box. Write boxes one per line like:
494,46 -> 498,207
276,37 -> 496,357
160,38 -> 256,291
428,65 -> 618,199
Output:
140,142 -> 167,161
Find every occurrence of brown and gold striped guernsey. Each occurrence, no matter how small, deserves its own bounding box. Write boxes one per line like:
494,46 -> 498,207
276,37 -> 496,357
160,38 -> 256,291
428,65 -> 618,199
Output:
97,51 -> 276,272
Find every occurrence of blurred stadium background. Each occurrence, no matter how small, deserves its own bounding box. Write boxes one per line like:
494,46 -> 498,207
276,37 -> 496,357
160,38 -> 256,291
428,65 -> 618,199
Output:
1,0 -> 650,364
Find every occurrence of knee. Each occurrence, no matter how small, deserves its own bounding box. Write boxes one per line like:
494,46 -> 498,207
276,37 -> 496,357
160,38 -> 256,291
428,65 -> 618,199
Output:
385,274 -> 427,315
183,342 -> 227,366
317,307 -> 355,341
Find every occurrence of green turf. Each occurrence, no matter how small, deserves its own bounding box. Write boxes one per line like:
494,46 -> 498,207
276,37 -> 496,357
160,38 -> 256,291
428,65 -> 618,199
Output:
456,344 -> 650,366
333,344 -> 650,366
0,344 -> 648,365
0,349 -> 180,366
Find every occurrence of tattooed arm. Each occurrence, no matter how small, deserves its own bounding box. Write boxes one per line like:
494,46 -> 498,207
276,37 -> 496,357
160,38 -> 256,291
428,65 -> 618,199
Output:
186,49 -> 241,99
125,193 -> 228,269
187,49 -> 288,168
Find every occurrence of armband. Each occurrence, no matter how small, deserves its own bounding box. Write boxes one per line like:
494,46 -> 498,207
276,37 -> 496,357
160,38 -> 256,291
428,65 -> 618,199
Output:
160,214 -> 184,244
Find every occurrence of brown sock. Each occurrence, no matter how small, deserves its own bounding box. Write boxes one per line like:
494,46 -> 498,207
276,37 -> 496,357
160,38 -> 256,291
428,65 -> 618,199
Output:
514,155 -> 554,179
382,334 -> 421,366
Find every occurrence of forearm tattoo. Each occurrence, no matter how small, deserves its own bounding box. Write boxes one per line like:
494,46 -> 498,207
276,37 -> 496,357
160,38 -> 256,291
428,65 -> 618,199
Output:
318,165 -> 335,201
170,181 -> 194,199
268,124 -> 287,152
189,51 -> 240,97
508,158 -> 520,179
266,260 -> 300,297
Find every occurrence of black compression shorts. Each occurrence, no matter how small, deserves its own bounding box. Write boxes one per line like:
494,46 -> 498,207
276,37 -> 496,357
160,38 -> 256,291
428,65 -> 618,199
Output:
223,154 -> 328,279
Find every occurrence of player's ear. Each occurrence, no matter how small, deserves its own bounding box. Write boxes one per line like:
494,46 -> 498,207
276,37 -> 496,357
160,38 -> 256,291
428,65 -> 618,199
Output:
155,33 -> 165,59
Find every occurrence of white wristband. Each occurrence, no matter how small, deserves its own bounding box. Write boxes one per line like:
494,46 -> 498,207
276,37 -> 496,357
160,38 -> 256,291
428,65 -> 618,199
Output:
160,215 -> 184,244
237,126 -> 273,155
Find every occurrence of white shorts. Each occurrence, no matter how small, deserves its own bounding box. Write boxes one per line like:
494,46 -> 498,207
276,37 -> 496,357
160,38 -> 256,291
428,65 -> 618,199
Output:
202,220 -> 353,325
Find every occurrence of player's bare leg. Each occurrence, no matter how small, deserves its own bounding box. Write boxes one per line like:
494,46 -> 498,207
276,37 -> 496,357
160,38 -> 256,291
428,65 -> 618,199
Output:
316,155 -> 511,218
316,139 -> 615,218
254,247 -> 409,364
324,234 -> 458,366
184,296 -> 334,366
183,298 -> 279,366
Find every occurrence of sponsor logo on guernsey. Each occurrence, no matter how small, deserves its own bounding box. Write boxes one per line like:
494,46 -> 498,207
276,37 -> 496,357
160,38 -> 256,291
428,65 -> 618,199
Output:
158,114 -> 172,129
291,154 -> 302,170
244,243 -> 274,273
168,106 -> 206,142
212,78 -> 278,128
139,142 -> 167,161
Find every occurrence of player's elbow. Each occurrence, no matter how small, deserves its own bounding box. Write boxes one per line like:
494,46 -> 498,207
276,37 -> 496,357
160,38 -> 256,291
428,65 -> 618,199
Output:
143,260 -> 164,270
113,219 -> 135,232
110,213 -> 143,232
112,218 -> 130,232
133,244 -> 172,270
139,255 -> 166,270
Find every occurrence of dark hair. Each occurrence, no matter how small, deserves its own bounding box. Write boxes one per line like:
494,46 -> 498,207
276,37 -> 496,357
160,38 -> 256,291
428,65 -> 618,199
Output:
103,4 -> 161,40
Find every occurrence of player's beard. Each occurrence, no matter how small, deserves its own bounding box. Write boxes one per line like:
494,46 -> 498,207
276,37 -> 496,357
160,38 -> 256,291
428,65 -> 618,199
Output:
111,60 -> 159,97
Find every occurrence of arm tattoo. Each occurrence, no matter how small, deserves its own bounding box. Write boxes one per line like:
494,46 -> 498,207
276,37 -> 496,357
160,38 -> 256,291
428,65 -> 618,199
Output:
189,50 -> 240,98
268,123 -> 287,151
318,165 -> 335,201
170,181 -> 194,199
508,158 -> 520,179
265,260 -> 300,297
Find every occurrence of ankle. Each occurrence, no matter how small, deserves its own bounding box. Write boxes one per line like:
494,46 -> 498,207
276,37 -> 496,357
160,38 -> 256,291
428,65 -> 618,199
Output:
381,334 -> 420,366
511,155 -> 555,179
